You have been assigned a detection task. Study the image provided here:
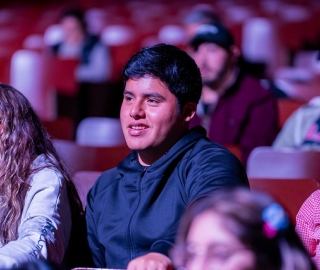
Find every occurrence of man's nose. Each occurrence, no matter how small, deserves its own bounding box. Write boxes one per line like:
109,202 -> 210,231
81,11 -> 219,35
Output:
129,101 -> 145,119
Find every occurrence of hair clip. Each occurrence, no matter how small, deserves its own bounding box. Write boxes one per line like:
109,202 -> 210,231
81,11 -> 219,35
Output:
262,203 -> 289,238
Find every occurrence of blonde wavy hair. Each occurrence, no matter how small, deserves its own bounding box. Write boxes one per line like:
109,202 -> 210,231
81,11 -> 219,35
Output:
0,83 -> 82,245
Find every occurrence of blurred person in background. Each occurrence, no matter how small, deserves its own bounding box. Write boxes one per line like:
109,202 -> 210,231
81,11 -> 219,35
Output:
182,5 -> 221,44
188,21 -> 279,167
172,187 -> 316,270
272,52 -> 320,150
49,8 -> 114,131
0,84 -> 83,268
51,8 -> 111,83
273,96 -> 320,149
272,48 -> 320,149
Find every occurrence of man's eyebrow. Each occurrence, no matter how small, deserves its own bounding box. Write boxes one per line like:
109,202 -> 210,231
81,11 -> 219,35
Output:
143,92 -> 165,100
123,90 -> 165,100
123,90 -> 133,95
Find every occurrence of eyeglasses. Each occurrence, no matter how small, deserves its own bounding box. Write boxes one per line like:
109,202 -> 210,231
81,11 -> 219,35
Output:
172,242 -> 250,270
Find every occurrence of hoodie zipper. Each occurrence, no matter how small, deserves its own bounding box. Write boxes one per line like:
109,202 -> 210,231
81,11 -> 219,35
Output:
127,166 -> 147,261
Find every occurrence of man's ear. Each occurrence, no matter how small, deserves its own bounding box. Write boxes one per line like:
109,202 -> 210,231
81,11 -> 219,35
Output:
181,102 -> 197,122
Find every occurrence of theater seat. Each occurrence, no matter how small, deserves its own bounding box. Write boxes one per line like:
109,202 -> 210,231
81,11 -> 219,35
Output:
76,117 -> 126,147
249,177 -> 319,224
53,139 -> 131,174
72,170 -> 102,209
247,146 -> 320,181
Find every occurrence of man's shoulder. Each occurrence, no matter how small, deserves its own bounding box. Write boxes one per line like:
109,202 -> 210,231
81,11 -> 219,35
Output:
298,97 -> 320,116
186,136 -> 240,163
180,137 -> 249,186
89,167 -> 119,196
183,127 -> 233,153
238,74 -> 275,98
224,73 -> 276,107
100,167 -> 119,180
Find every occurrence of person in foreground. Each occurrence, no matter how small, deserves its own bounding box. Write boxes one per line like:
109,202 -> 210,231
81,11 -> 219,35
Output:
86,43 -> 249,270
0,84 -> 82,268
172,187 -> 316,270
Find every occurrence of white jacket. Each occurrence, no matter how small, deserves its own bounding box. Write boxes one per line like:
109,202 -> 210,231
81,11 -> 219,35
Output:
0,155 -> 71,268
273,96 -> 320,149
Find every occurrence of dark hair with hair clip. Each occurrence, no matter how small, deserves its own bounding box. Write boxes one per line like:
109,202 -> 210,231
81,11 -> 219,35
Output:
173,187 -> 316,270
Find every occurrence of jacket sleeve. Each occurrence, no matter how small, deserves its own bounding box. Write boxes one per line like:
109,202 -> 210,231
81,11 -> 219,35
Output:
85,179 -> 106,267
0,168 -> 71,268
149,144 -> 249,256
240,89 -> 279,167
186,143 -> 249,204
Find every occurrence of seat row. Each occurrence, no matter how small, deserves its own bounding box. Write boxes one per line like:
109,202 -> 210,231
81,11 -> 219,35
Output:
51,132 -> 320,226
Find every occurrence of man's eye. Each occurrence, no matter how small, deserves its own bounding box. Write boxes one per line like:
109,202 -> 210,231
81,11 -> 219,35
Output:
124,96 -> 133,101
148,99 -> 159,104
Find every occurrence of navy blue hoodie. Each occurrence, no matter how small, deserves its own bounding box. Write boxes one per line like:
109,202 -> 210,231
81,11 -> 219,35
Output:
86,126 -> 249,268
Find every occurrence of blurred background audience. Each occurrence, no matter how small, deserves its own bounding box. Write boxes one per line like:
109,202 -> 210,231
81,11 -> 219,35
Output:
0,0 -> 319,153
0,0 -> 320,121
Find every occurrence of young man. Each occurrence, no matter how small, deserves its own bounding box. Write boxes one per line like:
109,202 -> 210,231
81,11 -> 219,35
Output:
86,44 -> 249,270
188,22 -> 279,167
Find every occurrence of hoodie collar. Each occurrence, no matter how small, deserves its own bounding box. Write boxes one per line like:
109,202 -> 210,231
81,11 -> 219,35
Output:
118,126 -> 208,174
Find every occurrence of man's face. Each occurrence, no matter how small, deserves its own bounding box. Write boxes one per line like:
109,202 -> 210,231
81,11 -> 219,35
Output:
190,42 -> 231,88
120,77 -> 188,165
